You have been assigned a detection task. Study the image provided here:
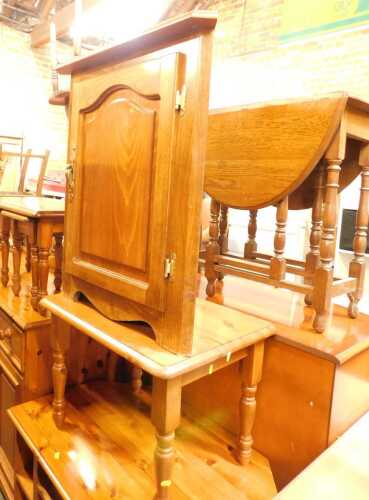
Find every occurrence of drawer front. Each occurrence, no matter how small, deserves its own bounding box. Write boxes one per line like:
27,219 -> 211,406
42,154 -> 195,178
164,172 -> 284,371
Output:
0,311 -> 24,373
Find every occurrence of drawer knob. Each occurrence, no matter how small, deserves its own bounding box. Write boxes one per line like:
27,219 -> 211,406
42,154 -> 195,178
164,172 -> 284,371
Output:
0,328 -> 13,340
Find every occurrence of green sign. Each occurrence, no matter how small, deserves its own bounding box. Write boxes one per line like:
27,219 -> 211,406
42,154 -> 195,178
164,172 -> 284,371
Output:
280,0 -> 369,43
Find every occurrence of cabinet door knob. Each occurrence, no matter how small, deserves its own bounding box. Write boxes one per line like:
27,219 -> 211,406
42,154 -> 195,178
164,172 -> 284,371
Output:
0,328 -> 13,340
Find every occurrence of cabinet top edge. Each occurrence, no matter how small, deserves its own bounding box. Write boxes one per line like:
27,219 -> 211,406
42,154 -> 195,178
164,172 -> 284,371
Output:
57,10 -> 217,75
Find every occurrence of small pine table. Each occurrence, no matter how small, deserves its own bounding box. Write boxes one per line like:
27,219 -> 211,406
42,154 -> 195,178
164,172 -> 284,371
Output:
30,293 -> 275,499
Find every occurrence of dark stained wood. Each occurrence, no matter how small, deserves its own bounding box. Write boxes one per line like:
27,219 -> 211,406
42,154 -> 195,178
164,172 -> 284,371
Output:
62,11 -> 216,354
348,145 -> 369,318
244,210 -> 258,258
205,93 -> 347,209
205,93 -> 369,333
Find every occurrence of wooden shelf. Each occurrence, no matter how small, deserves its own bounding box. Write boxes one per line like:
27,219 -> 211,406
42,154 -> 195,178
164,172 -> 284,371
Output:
9,381 -> 276,500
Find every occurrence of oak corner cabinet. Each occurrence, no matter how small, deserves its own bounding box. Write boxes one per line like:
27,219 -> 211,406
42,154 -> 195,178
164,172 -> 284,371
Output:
61,11 -> 217,355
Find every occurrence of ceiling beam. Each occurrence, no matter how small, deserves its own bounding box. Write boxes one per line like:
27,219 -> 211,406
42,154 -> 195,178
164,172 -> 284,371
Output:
31,0 -> 100,48
160,0 -> 200,21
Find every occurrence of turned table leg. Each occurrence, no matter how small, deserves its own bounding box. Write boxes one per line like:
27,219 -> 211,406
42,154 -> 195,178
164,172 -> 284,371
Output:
37,223 -> 53,315
1,216 -> 10,287
11,221 -> 22,297
151,377 -> 181,499
131,365 -> 143,395
205,198 -> 221,297
217,205 -> 229,281
348,154 -> 369,318
244,209 -> 258,259
30,228 -> 39,311
51,316 -> 71,427
313,160 -> 342,332
305,165 -> 325,305
219,204 -> 229,254
270,197 -> 288,281
54,233 -> 63,293
237,341 -> 264,465
25,237 -> 31,273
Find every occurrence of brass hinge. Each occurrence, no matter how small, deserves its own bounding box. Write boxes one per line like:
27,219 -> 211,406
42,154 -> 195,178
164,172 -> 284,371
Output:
164,253 -> 176,280
175,85 -> 186,112
66,146 -> 76,201
65,164 -> 74,201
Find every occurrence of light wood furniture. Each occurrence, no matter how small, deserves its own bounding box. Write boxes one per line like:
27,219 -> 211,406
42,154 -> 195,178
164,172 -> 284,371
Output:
12,292 -> 274,499
58,10 -> 217,355
184,275 -> 369,489
0,270 -> 113,499
9,382 -> 277,500
205,93 -> 369,333
0,275 -> 52,499
276,410 -> 369,500
0,196 -> 64,313
8,13 -> 278,500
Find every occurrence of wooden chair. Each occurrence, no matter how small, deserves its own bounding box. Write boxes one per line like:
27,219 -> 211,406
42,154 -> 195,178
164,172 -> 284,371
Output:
205,93 -> 369,333
0,148 -> 50,272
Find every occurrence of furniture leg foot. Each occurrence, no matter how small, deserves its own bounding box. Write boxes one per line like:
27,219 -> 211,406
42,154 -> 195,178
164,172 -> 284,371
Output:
237,384 -> 256,465
236,342 -> 264,466
313,312 -> 327,333
304,294 -> 313,306
348,296 -> 359,319
154,431 -> 175,500
151,377 -> 181,500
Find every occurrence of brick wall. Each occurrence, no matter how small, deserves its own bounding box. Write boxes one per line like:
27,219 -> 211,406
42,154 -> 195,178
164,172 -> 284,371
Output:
0,22 -> 71,170
186,0 -> 369,109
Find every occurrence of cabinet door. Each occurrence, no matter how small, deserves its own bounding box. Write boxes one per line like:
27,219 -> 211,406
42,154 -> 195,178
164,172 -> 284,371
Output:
66,52 -> 185,312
